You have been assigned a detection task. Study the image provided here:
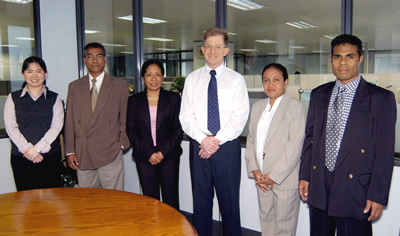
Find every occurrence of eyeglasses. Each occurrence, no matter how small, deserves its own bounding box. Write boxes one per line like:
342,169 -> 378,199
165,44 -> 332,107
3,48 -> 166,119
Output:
85,54 -> 105,61
203,45 -> 226,50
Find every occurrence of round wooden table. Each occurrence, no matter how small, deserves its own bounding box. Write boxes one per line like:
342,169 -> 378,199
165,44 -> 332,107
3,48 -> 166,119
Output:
0,188 -> 197,236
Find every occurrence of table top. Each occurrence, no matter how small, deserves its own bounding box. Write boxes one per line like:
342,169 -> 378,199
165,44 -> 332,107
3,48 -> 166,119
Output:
0,188 -> 197,236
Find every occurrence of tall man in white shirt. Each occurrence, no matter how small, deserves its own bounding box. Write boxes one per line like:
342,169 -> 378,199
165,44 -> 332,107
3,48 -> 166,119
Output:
65,42 -> 130,190
180,27 -> 250,236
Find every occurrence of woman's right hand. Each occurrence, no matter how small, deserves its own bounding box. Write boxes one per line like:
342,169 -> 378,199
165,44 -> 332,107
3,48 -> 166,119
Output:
23,146 -> 40,161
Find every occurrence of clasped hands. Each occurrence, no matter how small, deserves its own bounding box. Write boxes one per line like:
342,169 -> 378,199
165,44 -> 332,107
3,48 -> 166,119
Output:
149,151 -> 164,165
24,146 -> 43,163
199,136 -> 221,159
252,170 -> 275,192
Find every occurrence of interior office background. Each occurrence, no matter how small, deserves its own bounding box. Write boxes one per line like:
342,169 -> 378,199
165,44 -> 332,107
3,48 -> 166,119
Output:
0,0 -> 399,235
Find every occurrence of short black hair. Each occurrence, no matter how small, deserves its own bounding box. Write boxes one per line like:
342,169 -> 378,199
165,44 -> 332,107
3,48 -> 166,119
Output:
261,63 -> 288,81
141,59 -> 165,78
22,56 -> 47,73
84,42 -> 106,57
331,34 -> 362,56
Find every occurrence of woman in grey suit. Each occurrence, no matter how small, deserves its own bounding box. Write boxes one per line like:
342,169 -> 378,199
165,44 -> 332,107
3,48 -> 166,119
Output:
245,63 -> 306,236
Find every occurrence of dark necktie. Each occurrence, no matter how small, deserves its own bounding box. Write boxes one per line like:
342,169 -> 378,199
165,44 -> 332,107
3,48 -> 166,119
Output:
91,78 -> 98,113
325,86 -> 345,171
208,70 -> 220,135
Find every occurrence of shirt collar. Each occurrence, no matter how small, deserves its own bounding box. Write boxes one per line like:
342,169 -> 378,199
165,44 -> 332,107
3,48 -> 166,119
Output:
20,85 -> 47,100
88,71 -> 105,85
334,75 -> 361,92
205,64 -> 225,76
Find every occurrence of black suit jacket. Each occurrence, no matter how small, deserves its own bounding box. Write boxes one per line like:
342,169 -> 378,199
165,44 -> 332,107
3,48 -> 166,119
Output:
126,89 -> 183,163
299,77 -> 396,220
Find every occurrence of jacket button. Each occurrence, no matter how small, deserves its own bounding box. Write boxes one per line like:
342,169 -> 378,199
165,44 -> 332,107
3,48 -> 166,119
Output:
361,149 -> 365,153
349,174 -> 353,179
313,165 -> 316,169
311,141 -> 313,144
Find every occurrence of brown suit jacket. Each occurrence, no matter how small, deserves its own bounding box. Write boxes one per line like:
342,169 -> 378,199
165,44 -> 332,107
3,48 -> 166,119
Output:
246,92 -> 306,190
64,72 -> 130,170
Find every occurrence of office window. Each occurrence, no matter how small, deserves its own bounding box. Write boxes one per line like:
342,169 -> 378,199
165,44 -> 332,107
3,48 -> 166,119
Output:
84,0 -> 134,86
143,0 -> 214,80
0,0 -> 36,136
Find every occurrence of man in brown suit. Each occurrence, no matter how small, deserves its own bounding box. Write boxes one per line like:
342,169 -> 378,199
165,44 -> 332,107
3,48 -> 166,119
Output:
65,42 -> 130,190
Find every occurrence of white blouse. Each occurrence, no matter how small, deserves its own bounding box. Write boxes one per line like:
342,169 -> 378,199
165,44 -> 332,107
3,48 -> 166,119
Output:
256,95 -> 283,171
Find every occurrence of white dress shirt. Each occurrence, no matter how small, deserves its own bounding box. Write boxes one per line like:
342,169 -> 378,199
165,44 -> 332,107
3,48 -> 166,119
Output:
256,96 -> 283,170
88,71 -> 105,92
179,64 -> 250,145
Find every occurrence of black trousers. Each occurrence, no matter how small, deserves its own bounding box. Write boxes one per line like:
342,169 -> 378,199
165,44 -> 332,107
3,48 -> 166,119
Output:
11,152 -> 64,191
309,167 -> 372,236
190,138 -> 242,236
136,157 -> 180,210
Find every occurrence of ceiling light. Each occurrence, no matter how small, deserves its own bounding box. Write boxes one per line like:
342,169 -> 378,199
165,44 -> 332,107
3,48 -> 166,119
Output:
286,21 -> 318,29
2,0 -> 32,4
85,30 -> 100,34
214,0 -> 265,11
324,35 -> 337,40
312,50 -> 327,53
0,44 -> 18,47
120,51 -> 134,54
289,46 -> 306,49
156,48 -> 179,51
239,49 -> 258,52
255,39 -> 277,44
144,37 -> 174,42
118,15 -> 167,24
14,37 -> 34,41
102,43 -> 125,47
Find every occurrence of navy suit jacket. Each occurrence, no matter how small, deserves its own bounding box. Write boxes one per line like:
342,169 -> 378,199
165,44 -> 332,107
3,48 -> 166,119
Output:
299,77 -> 396,220
126,89 -> 183,163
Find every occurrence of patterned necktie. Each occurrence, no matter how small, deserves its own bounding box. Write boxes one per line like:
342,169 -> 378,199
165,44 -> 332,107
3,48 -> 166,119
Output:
325,86 -> 345,171
208,70 -> 220,135
91,78 -> 98,112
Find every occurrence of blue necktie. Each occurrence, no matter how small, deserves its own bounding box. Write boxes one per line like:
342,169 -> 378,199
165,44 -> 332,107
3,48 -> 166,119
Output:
208,70 -> 220,135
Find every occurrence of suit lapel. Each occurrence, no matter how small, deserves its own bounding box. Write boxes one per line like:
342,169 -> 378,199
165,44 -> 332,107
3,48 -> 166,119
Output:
78,76 -> 93,128
335,78 -> 370,168
319,82 -> 335,164
265,93 -> 289,145
156,89 -> 168,132
88,73 -> 113,128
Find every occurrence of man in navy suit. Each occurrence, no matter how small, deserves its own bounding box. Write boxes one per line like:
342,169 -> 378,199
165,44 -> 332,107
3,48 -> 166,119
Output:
299,34 -> 396,236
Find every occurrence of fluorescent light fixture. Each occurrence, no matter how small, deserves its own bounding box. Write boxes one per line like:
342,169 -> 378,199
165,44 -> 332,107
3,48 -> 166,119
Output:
0,44 -> 18,47
118,15 -> 167,24
324,34 -> 337,40
102,43 -> 125,47
3,0 -> 32,4
255,39 -> 277,44
120,51 -> 134,54
156,48 -> 179,51
85,30 -> 100,34
144,37 -> 174,42
228,32 -> 238,36
15,37 -> 34,41
239,49 -> 258,52
312,50 -> 327,53
215,0 -> 265,11
286,21 -> 318,29
289,46 -> 306,49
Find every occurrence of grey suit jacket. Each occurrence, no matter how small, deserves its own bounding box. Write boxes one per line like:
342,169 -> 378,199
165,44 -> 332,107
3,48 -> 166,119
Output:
246,93 -> 306,190
64,72 -> 130,170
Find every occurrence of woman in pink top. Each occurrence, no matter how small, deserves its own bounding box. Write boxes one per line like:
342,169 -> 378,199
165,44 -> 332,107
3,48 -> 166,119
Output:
126,59 -> 183,210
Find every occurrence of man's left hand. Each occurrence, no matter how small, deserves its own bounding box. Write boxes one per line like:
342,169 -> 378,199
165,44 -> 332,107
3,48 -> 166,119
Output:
364,200 -> 384,221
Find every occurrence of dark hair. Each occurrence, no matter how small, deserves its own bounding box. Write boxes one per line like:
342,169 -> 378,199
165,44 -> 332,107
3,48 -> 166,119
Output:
141,59 -> 165,77
331,34 -> 362,56
261,63 -> 288,81
84,42 -> 106,57
21,56 -> 47,73
203,27 -> 229,47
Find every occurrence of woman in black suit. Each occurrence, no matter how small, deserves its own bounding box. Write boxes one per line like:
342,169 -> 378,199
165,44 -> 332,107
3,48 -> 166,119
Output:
127,59 -> 183,210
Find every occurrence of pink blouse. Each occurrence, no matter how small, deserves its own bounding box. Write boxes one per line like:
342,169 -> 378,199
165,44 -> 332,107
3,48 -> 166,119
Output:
149,106 -> 157,146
